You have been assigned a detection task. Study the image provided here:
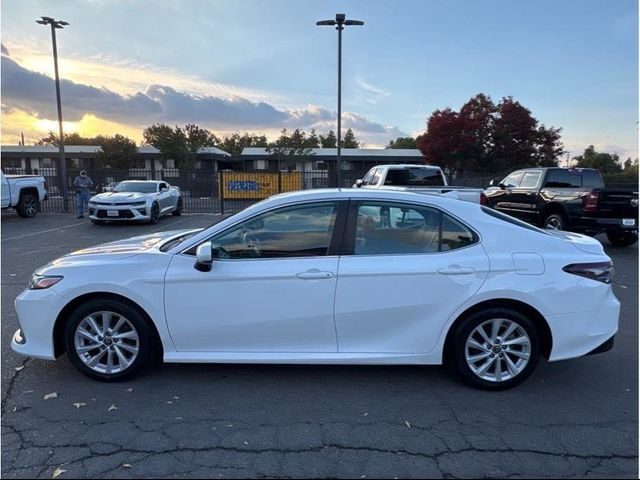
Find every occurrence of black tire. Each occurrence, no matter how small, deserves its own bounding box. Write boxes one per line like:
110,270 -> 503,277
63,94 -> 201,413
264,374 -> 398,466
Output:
172,198 -> 183,216
15,192 -> 39,218
606,230 -> 638,247
447,308 -> 541,390
149,202 -> 160,225
544,213 -> 567,231
91,219 -> 106,225
63,298 -> 158,382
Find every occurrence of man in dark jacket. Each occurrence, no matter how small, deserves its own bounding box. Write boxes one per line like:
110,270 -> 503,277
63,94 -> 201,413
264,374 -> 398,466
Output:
73,170 -> 94,218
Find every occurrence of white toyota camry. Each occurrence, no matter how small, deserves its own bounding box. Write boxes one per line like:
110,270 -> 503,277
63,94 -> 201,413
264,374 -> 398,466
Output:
12,189 -> 619,389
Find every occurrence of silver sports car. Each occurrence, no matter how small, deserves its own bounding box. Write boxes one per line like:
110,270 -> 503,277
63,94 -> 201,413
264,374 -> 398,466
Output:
88,180 -> 182,224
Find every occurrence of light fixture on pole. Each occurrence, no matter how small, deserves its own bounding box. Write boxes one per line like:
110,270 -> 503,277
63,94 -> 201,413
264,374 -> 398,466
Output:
316,13 -> 364,187
36,16 -> 70,212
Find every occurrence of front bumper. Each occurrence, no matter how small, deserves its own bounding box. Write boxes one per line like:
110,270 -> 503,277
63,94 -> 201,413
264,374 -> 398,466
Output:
89,203 -> 150,221
11,288 -> 61,361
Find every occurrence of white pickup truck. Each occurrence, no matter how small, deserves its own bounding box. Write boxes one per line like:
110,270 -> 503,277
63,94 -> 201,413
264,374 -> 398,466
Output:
353,164 -> 485,203
1,170 -> 48,218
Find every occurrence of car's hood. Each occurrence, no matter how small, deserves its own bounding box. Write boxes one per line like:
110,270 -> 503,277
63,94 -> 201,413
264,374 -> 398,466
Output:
547,230 -> 605,255
91,191 -> 152,203
39,229 -> 198,271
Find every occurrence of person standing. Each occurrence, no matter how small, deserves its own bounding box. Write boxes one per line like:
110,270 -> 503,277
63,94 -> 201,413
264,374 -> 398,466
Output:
73,170 -> 94,218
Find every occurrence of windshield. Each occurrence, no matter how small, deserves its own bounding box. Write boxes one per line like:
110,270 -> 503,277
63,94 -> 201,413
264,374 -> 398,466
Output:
481,206 -> 550,235
114,182 -> 157,193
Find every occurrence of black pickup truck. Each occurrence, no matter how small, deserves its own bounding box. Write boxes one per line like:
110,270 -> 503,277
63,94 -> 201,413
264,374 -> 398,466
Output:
484,167 -> 639,247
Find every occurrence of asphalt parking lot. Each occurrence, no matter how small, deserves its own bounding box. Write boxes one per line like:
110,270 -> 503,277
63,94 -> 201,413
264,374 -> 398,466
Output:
1,213 -> 637,479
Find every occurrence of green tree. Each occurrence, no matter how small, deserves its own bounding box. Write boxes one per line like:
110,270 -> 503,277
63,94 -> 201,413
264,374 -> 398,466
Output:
37,131 -> 99,146
573,146 -> 622,175
96,134 -> 138,170
320,130 -> 337,148
266,128 -> 313,172
142,123 -> 218,169
342,128 -> 359,148
386,136 -> 418,149
218,133 -> 269,155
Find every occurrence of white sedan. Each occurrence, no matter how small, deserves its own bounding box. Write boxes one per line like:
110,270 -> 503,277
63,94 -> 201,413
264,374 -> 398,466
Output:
12,189 -> 619,389
89,180 -> 182,224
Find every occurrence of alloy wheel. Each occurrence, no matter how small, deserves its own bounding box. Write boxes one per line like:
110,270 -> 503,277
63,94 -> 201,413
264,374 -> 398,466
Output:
73,311 -> 140,374
465,318 -> 531,383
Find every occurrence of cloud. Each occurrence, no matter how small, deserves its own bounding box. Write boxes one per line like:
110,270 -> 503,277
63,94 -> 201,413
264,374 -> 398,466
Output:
1,55 -> 407,146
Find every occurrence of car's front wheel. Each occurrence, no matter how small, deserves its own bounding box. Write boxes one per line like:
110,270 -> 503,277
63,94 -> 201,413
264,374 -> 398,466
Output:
448,308 -> 541,390
172,198 -> 183,216
64,298 -> 158,381
149,202 -> 160,225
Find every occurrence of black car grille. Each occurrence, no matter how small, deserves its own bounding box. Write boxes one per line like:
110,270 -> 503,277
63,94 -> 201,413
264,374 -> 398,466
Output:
96,209 -> 135,219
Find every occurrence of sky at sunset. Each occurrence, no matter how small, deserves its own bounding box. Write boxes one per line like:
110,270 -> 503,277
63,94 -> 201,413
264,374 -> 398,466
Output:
1,0 -> 638,158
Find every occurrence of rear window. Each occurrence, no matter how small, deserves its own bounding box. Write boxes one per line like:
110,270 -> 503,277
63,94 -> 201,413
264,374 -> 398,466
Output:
481,206 -> 549,235
384,168 -> 445,186
544,169 -> 602,188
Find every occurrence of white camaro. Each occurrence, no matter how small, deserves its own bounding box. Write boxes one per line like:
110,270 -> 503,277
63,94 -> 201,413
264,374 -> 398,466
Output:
12,189 -> 619,389
88,180 -> 182,224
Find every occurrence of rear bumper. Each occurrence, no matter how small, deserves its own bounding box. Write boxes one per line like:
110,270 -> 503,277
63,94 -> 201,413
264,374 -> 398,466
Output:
575,216 -> 638,232
586,335 -> 615,356
547,287 -> 620,362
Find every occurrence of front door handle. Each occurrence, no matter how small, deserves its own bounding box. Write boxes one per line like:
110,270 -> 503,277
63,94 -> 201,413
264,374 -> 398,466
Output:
438,266 -> 475,275
296,269 -> 334,280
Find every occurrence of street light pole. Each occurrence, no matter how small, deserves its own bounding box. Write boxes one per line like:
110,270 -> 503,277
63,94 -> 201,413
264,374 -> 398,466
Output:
317,13 -> 363,188
36,16 -> 70,212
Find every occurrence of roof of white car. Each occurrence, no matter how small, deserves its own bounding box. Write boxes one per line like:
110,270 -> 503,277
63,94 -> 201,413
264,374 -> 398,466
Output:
267,188 -> 475,210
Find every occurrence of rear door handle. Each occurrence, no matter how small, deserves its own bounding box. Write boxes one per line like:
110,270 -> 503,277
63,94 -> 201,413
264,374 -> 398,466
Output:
296,269 -> 334,280
438,266 -> 475,275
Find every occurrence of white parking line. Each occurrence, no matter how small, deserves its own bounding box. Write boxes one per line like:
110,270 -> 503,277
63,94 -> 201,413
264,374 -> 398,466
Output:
1,221 -> 87,242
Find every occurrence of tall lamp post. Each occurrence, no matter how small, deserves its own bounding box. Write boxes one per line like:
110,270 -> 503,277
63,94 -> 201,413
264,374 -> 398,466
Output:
36,16 -> 70,212
316,13 -> 363,187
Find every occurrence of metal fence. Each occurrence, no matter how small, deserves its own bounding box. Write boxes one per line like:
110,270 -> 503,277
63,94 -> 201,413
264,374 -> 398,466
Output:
3,167 -> 637,215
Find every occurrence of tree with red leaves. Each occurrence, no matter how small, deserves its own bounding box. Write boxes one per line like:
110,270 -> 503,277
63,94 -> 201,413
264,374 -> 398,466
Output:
418,94 -> 564,178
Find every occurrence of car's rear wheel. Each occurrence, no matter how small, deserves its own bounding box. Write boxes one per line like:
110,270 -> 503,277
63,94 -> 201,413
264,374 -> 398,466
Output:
448,308 -> 541,390
149,202 -> 160,225
606,230 -> 638,247
64,298 -> 157,381
544,213 -> 566,231
172,198 -> 183,216
15,192 -> 39,218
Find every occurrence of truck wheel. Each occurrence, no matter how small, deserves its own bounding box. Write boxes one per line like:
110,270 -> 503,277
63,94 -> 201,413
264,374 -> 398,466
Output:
606,230 -> 638,247
15,192 -> 39,218
544,213 -> 566,231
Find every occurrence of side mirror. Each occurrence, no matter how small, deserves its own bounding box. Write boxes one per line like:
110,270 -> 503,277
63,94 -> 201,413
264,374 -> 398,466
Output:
499,183 -> 507,190
489,179 -> 496,187
194,242 -> 213,272
355,179 -> 363,188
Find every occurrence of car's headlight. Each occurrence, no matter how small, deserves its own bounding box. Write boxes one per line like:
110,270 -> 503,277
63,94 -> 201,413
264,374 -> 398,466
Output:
29,274 -> 63,290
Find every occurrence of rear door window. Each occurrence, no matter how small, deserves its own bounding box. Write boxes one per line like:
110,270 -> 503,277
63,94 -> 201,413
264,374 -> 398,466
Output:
544,169 -> 582,188
502,171 -> 524,188
384,168 -> 445,186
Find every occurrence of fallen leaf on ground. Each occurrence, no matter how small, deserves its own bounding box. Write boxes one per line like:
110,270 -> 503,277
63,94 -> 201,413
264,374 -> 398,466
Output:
108,404 -> 118,412
44,392 -> 58,400
73,403 -> 87,409
52,467 -> 67,478
126,388 -> 133,392
15,366 -> 24,372
404,420 -> 412,429
123,463 -> 132,468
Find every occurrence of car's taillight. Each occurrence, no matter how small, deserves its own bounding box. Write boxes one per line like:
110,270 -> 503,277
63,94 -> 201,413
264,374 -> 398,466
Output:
583,192 -> 599,212
563,261 -> 613,284
480,192 -> 488,205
